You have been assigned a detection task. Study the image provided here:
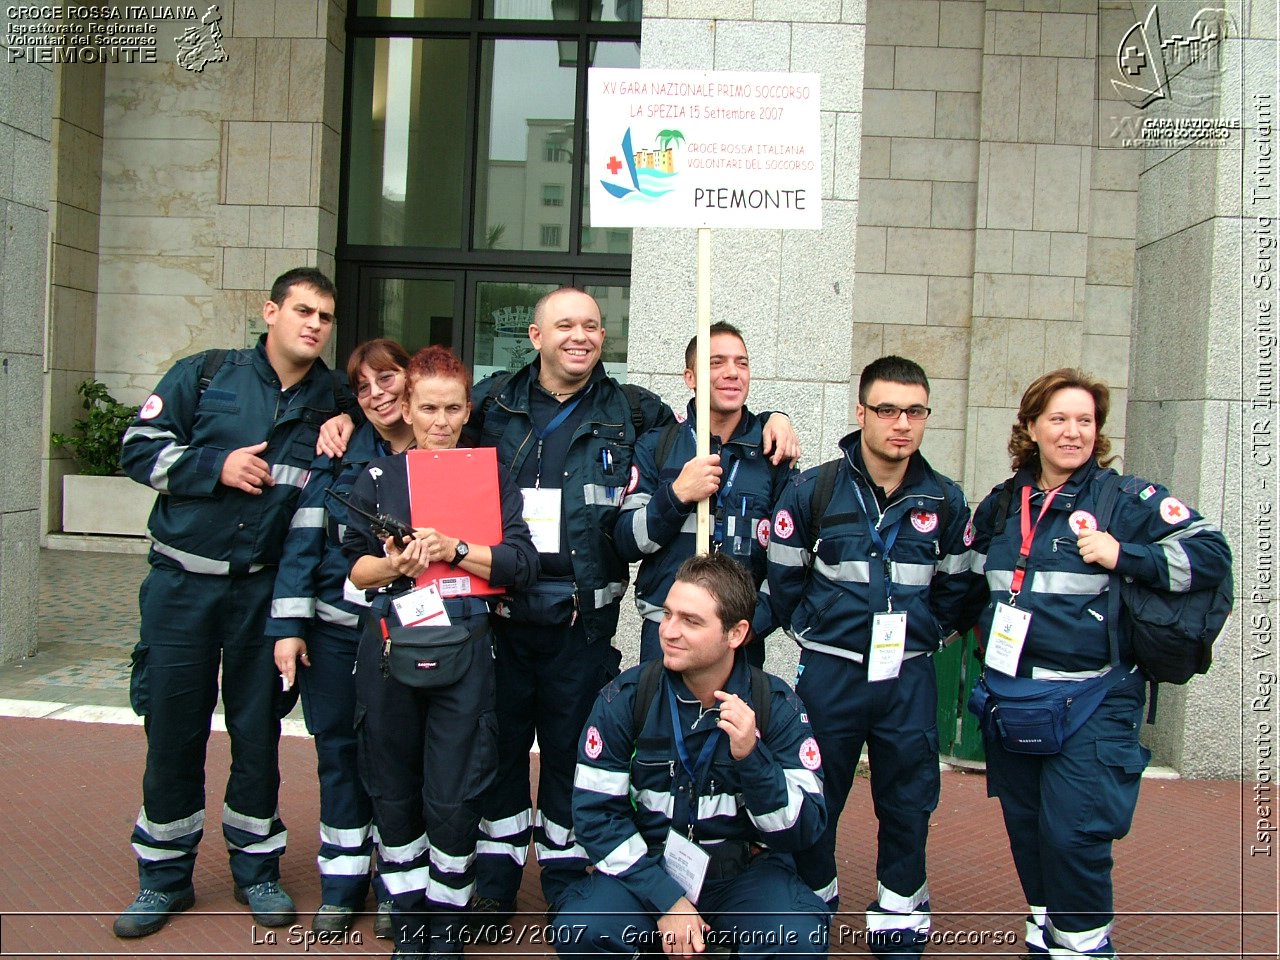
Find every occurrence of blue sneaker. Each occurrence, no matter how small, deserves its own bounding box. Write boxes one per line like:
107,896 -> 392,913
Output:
112,887 -> 195,938
233,880 -> 296,926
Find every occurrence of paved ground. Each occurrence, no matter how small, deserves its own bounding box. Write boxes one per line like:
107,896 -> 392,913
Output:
0,549 -> 1274,958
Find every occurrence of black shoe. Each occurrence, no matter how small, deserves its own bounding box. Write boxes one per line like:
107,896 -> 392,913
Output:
233,880 -> 296,926
464,896 -> 514,944
312,903 -> 354,934
375,899 -> 395,938
112,887 -> 195,938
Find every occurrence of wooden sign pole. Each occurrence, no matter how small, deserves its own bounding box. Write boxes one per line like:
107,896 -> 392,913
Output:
695,227 -> 711,555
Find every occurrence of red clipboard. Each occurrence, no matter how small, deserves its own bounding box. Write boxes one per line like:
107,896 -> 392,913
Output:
405,447 -> 503,597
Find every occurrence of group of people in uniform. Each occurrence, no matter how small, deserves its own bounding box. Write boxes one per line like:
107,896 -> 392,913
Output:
111,267 -> 1231,959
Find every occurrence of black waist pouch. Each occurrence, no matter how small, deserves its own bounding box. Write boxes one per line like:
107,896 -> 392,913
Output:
386,620 -> 484,689
503,579 -> 577,626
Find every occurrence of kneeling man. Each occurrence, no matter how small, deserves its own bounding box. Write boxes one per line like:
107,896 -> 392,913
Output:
556,554 -> 829,958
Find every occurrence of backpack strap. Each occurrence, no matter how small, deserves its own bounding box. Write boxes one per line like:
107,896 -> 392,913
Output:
197,348 -> 228,397
654,421 -> 682,471
808,459 -> 841,552
619,383 -> 650,436
991,477 -> 1016,536
1093,471 -> 1158,722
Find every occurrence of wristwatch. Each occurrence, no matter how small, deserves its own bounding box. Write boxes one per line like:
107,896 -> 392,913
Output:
450,541 -> 470,568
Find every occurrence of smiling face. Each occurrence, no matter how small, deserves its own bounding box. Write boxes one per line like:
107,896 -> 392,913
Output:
1027,386 -> 1097,488
683,331 -> 750,418
403,374 -> 471,451
659,579 -> 748,679
528,289 -> 604,393
355,363 -> 408,434
263,282 -> 335,372
856,379 -> 930,472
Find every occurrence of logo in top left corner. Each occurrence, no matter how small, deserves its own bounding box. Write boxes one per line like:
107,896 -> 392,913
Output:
175,4 -> 230,73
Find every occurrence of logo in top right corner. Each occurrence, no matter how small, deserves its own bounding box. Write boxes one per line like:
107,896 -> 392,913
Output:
1101,5 -> 1242,150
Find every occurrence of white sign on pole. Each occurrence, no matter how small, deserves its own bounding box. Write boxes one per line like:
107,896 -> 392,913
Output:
587,68 -> 822,230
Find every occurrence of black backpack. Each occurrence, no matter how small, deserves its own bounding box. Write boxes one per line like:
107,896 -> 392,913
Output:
1093,472 -> 1233,685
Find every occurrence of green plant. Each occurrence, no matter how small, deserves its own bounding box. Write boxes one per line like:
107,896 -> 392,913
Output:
51,380 -> 140,476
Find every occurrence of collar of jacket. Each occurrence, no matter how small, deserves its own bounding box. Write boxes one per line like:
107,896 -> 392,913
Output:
499,356 -> 609,413
838,429 -> 942,504
680,398 -> 764,449
250,333 -> 332,391
1013,456 -> 1100,511
664,652 -> 750,726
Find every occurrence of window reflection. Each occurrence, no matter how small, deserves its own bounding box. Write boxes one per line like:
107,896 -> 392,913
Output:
348,37 -> 469,248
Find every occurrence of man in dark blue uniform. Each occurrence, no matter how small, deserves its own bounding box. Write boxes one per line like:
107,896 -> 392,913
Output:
465,289 -> 799,923
114,268 -> 343,938
764,356 -> 972,959
614,322 -> 795,668
554,553 -> 828,957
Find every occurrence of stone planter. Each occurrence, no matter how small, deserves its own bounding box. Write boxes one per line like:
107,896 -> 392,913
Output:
62,474 -> 154,537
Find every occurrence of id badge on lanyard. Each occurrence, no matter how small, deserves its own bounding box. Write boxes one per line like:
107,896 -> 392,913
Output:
989,485 -> 1062,675
850,481 -> 906,681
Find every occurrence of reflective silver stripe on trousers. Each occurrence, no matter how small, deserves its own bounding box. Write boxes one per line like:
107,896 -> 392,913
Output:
876,879 -> 930,914
319,853 -> 372,876
136,808 -> 205,841
320,822 -> 371,848
224,804 -> 278,836
381,833 -> 430,864
1045,916 -> 1112,955
480,808 -> 532,839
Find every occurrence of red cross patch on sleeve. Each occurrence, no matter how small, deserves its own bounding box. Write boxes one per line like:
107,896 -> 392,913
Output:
584,725 -> 603,760
799,737 -> 821,770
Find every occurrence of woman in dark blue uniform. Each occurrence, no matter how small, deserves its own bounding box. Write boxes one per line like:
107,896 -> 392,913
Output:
963,369 -> 1230,959
270,338 -> 415,935
343,346 -> 538,959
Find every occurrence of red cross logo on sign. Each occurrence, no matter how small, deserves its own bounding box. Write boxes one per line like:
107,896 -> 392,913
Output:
799,737 -> 822,770
584,725 -> 603,760
139,394 -> 164,421
606,156 -> 623,175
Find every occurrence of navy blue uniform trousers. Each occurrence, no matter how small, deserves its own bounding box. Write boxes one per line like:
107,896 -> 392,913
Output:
477,616 -> 616,908
553,855 -> 829,957
298,621 -> 387,909
354,614 -> 498,950
983,668 -> 1149,958
129,566 -> 288,892
793,650 -> 939,957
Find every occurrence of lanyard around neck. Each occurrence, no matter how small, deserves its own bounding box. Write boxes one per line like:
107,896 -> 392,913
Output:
667,683 -> 722,839
849,478 -> 903,611
530,391 -> 586,488
1010,484 -> 1062,599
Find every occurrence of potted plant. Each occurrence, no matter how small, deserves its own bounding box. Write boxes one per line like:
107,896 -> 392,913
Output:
52,379 -> 153,536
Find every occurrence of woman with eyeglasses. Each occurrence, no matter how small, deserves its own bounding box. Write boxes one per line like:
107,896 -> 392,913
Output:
342,345 -> 538,959
268,338 -> 417,937
960,369 -> 1230,959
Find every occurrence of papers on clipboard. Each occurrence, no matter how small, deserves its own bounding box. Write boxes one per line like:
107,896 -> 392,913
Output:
405,447 -> 503,597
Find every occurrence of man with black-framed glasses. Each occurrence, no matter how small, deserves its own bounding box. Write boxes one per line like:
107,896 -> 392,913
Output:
761,356 -> 973,960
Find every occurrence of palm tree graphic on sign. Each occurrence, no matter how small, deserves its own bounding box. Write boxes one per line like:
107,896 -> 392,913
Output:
653,129 -> 684,172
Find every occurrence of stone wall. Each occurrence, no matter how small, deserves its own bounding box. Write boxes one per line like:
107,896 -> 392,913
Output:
0,13 -> 54,662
